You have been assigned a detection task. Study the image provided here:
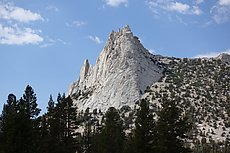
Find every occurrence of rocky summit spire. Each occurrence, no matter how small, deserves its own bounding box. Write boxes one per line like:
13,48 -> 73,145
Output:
79,59 -> 90,83
68,26 -> 163,111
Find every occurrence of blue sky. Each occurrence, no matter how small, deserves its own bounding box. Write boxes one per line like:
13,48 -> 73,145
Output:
0,0 -> 230,113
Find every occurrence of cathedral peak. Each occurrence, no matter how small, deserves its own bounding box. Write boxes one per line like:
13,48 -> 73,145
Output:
68,26 -> 163,111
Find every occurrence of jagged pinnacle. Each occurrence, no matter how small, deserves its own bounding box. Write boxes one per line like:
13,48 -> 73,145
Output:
68,26 -> 163,111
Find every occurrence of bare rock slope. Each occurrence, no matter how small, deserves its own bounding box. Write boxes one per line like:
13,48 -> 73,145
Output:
216,53 -> 230,64
68,26 -> 163,111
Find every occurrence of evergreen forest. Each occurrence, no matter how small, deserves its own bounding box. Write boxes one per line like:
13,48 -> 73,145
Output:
0,85 -> 230,153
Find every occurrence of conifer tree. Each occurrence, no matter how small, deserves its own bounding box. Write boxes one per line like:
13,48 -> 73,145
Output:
155,97 -> 191,153
37,95 -> 58,153
131,99 -> 155,153
37,115 -> 49,153
90,107 -> 125,153
1,85 -> 41,153
18,85 -> 41,118
63,96 -> 79,153
0,129 -> 3,153
103,107 -> 125,153
18,85 -> 41,153
82,108 -> 93,153
47,94 -> 55,113
45,94 -> 79,153
0,94 -> 19,153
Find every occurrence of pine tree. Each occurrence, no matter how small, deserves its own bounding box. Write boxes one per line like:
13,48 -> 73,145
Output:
37,95 -> 56,153
103,107 -> 125,153
131,99 -> 155,153
89,128 -> 102,153
155,97 -> 191,153
37,115 -> 50,153
0,85 -> 41,153
47,94 -> 55,113
63,96 -> 79,153
0,94 -> 19,153
90,107 -> 125,153
54,93 -> 66,148
42,94 -> 79,153
0,128 -> 3,153
82,108 -> 93,153
17,85 -> 41,153
18,85 -> 41,118
41,93 -> 66,153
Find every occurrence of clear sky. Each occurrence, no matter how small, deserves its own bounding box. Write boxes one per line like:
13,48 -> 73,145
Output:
0,0 -> 230,113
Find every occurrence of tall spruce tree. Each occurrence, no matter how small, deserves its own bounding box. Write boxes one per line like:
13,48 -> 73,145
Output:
19,85 -> 41,118
155,97 -> 191,153
37,115 -> 50,153
103,107 -> 125,153
82,108 -> 93,153
90,107 -> 125,153
18,85 -> 41,153
0,85 -> 41,153
44,94 -> 79,153
131,99 -> 155,153
63,96 -> 79,153
0,94 -> 19,153
47,94 -> 55,113
37,95 -> 57,153
0,127 -> 3,153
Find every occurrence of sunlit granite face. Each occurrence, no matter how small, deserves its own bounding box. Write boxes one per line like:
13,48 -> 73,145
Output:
68,26 -> 163,111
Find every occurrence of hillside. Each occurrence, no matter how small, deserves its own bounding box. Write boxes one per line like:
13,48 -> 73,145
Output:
142,56 -> 230,142
68,26 -> 230,144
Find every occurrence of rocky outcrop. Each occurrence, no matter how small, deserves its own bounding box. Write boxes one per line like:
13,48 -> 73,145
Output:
216,53 -> 230,64
79,59 -> 90,83
68,25 -> 163,111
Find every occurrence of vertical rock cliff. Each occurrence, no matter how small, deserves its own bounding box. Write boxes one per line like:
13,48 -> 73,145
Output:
68,25 -> 163,111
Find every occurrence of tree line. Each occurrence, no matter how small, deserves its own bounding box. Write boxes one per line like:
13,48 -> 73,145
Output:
0,85 -> 229,153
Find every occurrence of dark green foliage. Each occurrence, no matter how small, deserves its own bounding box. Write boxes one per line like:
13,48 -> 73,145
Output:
155,97 -> 191,153
1,73 -> 230,153
47,94 -> 55,112
0,90 -> 195,153
131,99 -> 155,153
102,107 -> 125,153
18,85 -> 41,119
192,138 -> 230,153
89,107 -> 125,153
0,85 -> 41,153
0,94 -> 19,153
0,87 -> 80,153
81,108 -> 94,153
39,94 -> 80,153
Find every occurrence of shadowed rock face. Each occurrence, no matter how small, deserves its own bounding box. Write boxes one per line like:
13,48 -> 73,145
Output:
68,25 -> 163,111
216,53 -> 230,64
